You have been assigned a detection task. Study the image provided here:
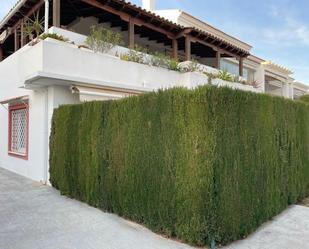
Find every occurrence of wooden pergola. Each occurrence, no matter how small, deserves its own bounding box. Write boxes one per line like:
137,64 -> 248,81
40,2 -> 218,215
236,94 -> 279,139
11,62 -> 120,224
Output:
0,0 -> 250,75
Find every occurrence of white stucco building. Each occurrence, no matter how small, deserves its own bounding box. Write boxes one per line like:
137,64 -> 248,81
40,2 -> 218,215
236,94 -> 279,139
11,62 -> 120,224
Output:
0,0 -> 308,182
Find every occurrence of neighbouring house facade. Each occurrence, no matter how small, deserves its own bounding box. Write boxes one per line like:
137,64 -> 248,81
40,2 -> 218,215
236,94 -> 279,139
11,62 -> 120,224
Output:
0,0 -> 308,183
153,4 -> 308,98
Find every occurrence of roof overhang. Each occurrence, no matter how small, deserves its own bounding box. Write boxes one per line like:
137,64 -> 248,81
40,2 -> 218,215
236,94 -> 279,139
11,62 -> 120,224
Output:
262,61 -> 293,75
0,0 -> 43,34
1,0 -> 250,58
23,71 -> 153,93
72,85 -> 138,102
179,11 -> 251,54
186,28 -> 250,57
0,95 -> 29,105
293,82 -> 309,91
0,0 -> 26,32
155,9 -> 251,56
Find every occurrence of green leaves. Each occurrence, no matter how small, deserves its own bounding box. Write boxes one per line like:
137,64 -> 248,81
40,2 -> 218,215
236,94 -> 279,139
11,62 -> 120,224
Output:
218,69 -> 233,82
40,33 -> 68,42
22,11 -> 44,40
299,94 -> 309,104
86,25 -> 124,53
50,86 -> 309,247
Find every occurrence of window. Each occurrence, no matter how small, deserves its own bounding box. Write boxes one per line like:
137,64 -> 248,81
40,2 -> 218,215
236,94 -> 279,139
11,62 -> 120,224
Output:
220,60 -> 256,82
8,102 -> 29,159
220,60 -> 239,76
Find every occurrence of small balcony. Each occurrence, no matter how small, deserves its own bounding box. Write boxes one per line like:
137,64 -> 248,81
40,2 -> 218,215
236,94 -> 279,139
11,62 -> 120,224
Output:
0,25 -> 261,99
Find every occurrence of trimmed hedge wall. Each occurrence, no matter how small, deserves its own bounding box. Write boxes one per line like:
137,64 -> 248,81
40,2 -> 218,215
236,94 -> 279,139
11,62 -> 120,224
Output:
299,94 -> 309,104
50,86 -> 309,246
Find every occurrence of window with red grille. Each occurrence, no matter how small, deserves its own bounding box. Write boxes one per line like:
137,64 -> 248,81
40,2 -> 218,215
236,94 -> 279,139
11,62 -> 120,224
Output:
8,102 -> 29,159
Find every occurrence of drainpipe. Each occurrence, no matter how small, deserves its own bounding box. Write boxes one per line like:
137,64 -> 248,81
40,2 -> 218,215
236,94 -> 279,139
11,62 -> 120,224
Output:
44,0 -> 49,33
44,87 -> 50,185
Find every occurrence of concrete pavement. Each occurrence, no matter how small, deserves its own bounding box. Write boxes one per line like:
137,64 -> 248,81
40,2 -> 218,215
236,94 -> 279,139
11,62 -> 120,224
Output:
225,205 -> 309,249
1,167 -> 309,249
0,168 -> 193,249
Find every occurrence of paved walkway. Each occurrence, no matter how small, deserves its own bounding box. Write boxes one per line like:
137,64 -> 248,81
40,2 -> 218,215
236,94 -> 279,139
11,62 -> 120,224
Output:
1,168 -> 309,249
225,205 -> 309,249
0,168 -> 193,249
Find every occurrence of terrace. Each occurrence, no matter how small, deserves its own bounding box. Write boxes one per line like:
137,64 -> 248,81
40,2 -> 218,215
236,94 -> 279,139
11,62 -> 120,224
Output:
0,0 -> 250,77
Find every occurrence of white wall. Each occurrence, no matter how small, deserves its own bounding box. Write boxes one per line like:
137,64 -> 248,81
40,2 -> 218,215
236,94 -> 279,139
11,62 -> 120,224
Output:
0,27 -> 261,182
0,44 -> 46,182
0,40 -> 81,183
37,36 -> 259,93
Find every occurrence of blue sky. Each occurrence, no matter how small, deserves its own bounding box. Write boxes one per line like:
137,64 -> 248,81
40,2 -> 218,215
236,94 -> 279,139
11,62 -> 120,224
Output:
1,0 -> 308,83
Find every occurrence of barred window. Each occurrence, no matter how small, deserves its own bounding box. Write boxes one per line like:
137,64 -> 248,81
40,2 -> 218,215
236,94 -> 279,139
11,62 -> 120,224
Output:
9,103 -> 28,159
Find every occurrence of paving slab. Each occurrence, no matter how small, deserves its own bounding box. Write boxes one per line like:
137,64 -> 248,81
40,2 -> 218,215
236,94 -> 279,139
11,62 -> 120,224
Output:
224,205 -> 309,249
0,168 -> 194,249
1,167 -> 309,249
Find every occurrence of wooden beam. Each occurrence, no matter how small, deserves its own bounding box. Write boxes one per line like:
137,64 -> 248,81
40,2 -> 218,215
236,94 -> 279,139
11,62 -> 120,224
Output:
215,50 -> 221,69
81,0 -> 176,38
172,38 -> 178,60
4,0 -> 44,43
128,18 -> 135,49
14,28 -> 19,52
197,39 -> 238,58
0,45 -> 4,62
185,35 -> 191,61
0,11 -> 35,57
239,57 -> 244,76
175,28 -> 192,39
20,19 -> 24,47
53,0 -> 61,27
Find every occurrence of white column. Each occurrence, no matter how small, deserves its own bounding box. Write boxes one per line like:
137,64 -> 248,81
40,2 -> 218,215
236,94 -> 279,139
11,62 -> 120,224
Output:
255,64 -> 265,92
290,83 -> 294,100
282,80 -> 294,99
44,0 -> 49,33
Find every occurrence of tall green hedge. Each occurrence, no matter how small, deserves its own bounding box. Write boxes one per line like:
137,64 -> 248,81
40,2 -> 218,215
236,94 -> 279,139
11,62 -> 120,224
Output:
299,94 -> 309,104
50,86 -> 309,246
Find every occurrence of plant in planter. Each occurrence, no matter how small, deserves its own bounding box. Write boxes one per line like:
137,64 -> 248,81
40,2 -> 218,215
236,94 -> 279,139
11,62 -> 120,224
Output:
23,11 -> 44,42
120,45 -> 148,64
204,72 -> 218,85
168,58 -> 180,71
120,49 -> 145,64
179,59 -> 203,73
179,60 -> 201,73
150,51 -> 180,71
40,33 -> 69,42
150,51 -> 169,68
86,25 -> 123,53
218,70 -> 233,82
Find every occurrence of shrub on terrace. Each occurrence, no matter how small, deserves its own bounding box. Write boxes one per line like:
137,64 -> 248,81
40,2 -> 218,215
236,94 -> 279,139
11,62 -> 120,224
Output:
150,52 -> 180,71
50,85 -> 309,247
120,45 -> 146,64
217,69 -> 233,82
121,48 -> 180,71
86,25 -> 123,53
40,33 -> 69,42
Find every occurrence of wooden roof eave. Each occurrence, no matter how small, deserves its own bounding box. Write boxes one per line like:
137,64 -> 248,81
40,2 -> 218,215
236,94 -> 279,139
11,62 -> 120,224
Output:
188,29 -> 249,58
0,0 -> 44,37
81,0 -> 182,38
0,0 -> 251,57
